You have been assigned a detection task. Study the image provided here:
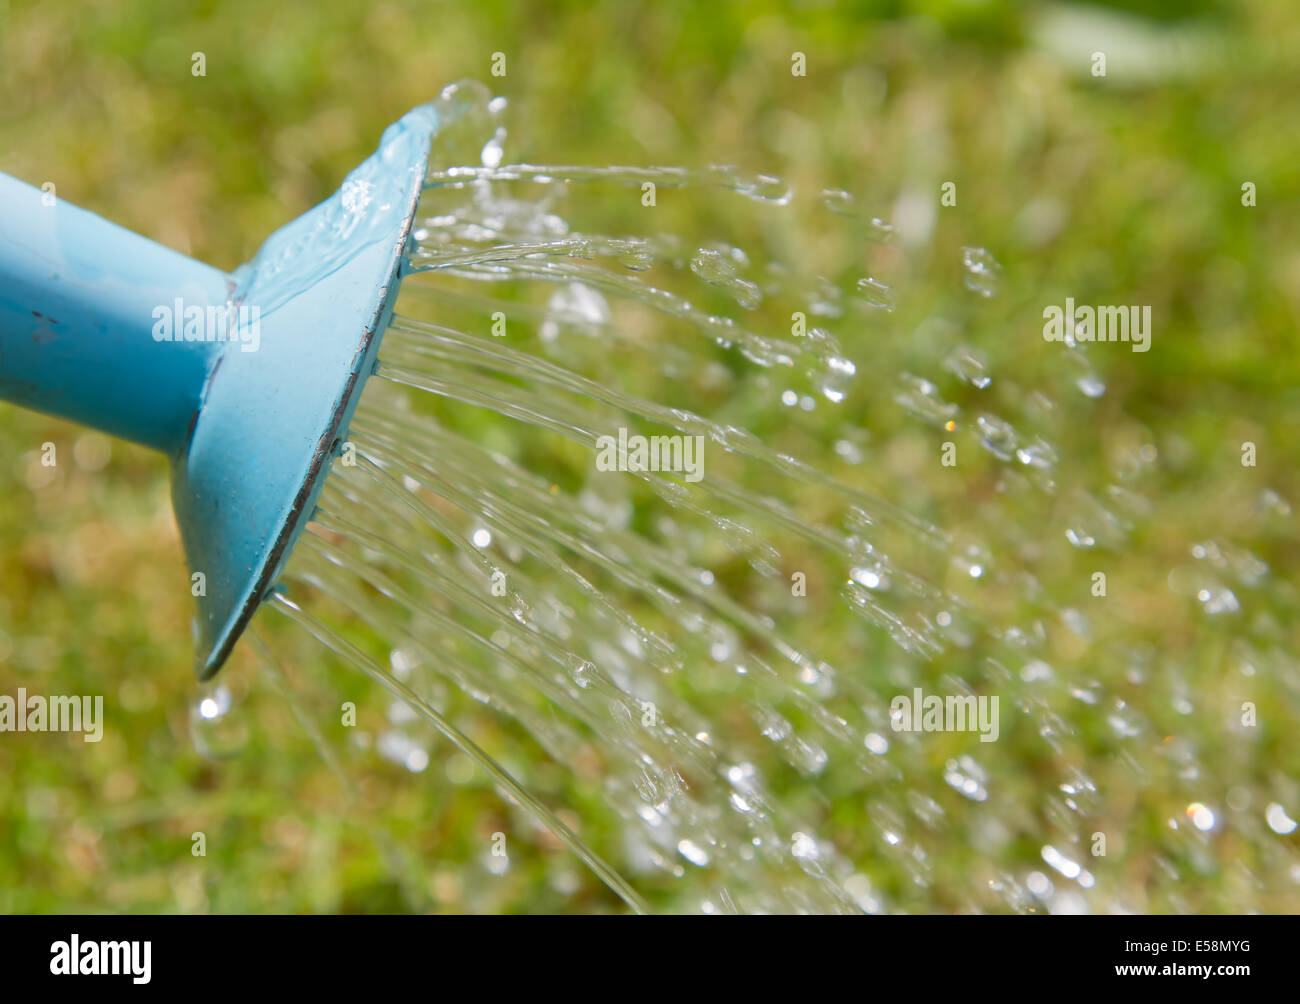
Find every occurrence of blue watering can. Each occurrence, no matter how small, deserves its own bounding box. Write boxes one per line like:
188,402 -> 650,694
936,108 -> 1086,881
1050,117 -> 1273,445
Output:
0,104 -> 438,678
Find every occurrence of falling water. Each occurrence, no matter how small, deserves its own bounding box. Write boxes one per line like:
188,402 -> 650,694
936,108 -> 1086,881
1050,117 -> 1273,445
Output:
236,81 -> 1297,914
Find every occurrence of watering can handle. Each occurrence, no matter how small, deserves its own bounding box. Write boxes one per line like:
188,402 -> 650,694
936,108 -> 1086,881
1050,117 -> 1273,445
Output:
0,171 -> 231,456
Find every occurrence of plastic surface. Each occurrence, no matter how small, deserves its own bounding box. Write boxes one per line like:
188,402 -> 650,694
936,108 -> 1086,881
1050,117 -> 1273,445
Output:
0,173 -> 230,454
0,103 -> 438,678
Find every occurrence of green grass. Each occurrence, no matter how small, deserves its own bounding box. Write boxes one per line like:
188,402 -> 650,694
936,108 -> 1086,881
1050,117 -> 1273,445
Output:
1,0 -> 1298,913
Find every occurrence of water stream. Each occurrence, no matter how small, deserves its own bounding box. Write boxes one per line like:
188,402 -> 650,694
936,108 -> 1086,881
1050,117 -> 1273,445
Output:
217,80 -> 1296,914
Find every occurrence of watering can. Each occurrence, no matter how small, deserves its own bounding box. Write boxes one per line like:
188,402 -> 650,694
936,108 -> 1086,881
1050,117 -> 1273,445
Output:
0,104 -> 438,679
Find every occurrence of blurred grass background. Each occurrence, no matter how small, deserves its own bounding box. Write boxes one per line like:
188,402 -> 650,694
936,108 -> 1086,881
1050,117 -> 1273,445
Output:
1,0 -> 1298,913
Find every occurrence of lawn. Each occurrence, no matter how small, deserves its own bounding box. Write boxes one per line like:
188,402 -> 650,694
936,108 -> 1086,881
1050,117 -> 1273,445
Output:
1,0 -> 1297,913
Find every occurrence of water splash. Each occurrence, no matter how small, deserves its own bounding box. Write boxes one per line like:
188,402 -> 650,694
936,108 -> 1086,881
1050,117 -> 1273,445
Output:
248,80 -> 1297,914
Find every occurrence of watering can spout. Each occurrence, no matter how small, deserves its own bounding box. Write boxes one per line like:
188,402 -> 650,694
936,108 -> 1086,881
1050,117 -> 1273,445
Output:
0,173 -> 231,456
0,103 -> 438,678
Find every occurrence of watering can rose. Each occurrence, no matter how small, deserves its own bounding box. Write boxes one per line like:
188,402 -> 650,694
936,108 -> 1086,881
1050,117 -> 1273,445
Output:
594,427 -> 705,483
151,298 -> 261,353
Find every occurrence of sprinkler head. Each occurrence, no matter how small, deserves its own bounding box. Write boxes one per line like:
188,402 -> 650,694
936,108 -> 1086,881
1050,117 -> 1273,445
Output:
0,104 -> 438,679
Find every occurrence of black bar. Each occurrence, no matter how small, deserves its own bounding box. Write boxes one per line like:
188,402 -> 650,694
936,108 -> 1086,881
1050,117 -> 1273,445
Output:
0,914 -> 1289,990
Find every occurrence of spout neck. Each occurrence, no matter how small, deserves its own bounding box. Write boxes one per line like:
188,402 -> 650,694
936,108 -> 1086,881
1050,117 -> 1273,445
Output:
0,172 -> 233,456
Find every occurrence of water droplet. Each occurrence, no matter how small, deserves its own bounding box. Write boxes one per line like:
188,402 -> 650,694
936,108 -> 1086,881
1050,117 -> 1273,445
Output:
1256,489 -> 1292,518
944,756 -> 989,802
855,276 -> 895,311
539,282 -> 610,341
678,839 -> 711,867
960,247 -> 1001,298
1106,700 -> 1143,738
1186,802 -> 1216,831
850,566 -> 884,589
738,173 -> 792,204
791,832 -> 820,861
690,247 -> 762,309
895,373 -> 958,427
1195,585 -> 1240,615
389,648 -> 419,680
1015,438 -> 1058,472
1041,845 -> 1082,880
944,348 -> 992,389
190,683 -> 248,759
976,414 -> 1018,461
833,438 -> 864,464
691,247 -> 735,282
614,239 -> 655,271
729,792 -> 754,813
866,218 -> 897,243
1266,803 -> 1298,835
1076,372 -> 1107,398
821,188 -> 854,214
480,127 -> 506,168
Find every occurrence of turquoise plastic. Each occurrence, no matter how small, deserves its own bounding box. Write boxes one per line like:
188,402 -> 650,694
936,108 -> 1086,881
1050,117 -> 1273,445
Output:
0,103 -> 437,678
